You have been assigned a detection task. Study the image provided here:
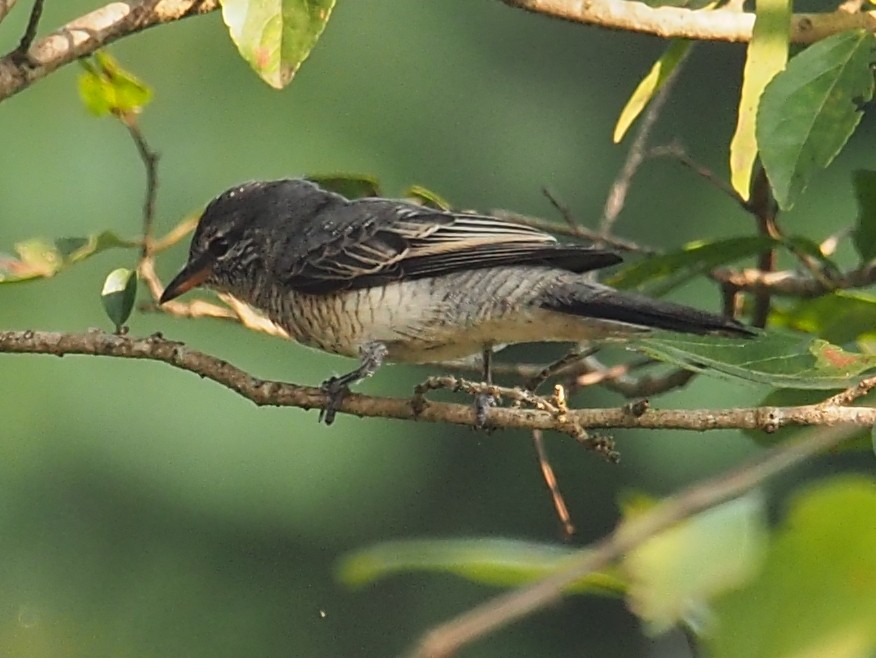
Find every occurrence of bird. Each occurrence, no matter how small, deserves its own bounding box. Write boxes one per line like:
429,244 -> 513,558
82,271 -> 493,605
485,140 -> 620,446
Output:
159,178 -> 753,424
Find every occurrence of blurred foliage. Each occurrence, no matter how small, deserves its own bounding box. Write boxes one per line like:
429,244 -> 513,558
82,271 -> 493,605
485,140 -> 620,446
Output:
709,477 -> 876,658
339,537 -> 626,595
1,1 -> 875,657
78,51 -> 153,117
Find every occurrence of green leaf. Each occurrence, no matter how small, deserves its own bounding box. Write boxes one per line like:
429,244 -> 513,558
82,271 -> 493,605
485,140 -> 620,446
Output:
221,0 -> 336,89
624,493 -> 767,634
404,185 -> 451,210
852,169 -> 876,261
0,231 -> 137,284
770,291 -> 876,344
307,174 -> 380,199
604,236 -> 776,294
614,40 -> 693,143
632,330 -> 876,389
729,0 -> 790,200
758,30 -> 876,210
337,538 -> 625,596
742,388 -> 871,451
78,51 -> 153,117
709,477 -> 876,658
101,268 -> 138,331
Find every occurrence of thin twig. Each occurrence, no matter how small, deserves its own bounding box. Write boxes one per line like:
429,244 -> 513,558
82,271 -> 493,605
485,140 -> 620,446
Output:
817,373 -> 876,408
577,356 -> 696,397
748,167 -> 779,328
524,347 -> 595,393
649,143 -> 746,209
150,213 -> 199,253
532,430 -> 575,537
11,0 -> 43,63
493,209 -> 658,254
122,116 -> 160,258
542,187 -> 583,235
601,44 -> 691,237
710,263 -> 876,297
411,375 -> 606,452
0,0 -> 18,24
404,422 -> 860,658
819,226 -> 851,257
139,257 -> 290,338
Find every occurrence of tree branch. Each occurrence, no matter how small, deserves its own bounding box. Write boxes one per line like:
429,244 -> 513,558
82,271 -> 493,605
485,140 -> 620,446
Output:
0,0 -> 17,24
0,0 -> 219,102
404,422 -> 859,658
499,0 -> 876,44
711,262 -> 876,297
2,329 -> 875,432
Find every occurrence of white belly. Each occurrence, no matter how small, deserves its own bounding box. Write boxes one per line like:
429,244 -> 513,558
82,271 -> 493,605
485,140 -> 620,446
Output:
270,270 -> 644,363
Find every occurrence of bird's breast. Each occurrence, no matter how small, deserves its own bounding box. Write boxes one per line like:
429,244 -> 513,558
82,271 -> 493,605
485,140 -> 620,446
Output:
257,267 -> 639,362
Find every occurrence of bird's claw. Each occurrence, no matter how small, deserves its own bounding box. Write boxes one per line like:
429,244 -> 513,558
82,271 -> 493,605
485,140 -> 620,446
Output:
319,376 -> 349,425
474,392 -> 497,430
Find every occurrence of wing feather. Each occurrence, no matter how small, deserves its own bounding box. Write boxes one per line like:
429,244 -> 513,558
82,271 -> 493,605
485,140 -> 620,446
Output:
280,199 -> 621,294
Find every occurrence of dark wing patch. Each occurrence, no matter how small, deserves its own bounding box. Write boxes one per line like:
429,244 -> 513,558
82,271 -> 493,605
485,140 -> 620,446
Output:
281,200 -> 622,294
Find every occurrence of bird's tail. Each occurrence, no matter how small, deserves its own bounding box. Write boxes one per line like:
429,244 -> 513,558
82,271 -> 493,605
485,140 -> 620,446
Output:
541,282 -> 754,337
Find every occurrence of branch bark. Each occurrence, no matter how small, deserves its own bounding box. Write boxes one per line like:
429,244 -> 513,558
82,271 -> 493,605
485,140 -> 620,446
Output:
2,329 -> 875,432
712,263 -> 876,297
0,0 -> 219,102
500,0 -> 876,44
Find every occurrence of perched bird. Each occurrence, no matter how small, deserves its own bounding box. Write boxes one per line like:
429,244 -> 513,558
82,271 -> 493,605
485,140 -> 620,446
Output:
160,179 -> 752,423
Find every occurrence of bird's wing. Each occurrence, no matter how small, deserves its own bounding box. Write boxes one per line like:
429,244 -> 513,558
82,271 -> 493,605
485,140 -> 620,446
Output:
278,199 -> 622,294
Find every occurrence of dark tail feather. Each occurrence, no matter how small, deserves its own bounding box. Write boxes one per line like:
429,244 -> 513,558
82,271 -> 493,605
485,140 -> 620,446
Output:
542,284 -> 755,337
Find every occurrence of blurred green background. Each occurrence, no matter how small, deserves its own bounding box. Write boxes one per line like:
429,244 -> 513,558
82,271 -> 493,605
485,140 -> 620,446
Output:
0,2 -> 873,656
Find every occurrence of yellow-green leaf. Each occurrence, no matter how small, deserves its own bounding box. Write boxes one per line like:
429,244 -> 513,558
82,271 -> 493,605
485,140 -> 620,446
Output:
405,184 -> 451,210
0,231 -> 136,284
307,174 -> 380,199
78,51 -> 152,117
729,0 -> 790,200
614,40 -> 692,143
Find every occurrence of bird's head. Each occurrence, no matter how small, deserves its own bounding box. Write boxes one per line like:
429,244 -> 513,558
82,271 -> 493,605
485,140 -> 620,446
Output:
159,179 -> 323,304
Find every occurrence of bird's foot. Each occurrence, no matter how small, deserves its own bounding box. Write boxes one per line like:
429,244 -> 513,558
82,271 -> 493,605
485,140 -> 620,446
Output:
319,376 -> 350,425
318,341 -> 388,425
473,391 -> 497,429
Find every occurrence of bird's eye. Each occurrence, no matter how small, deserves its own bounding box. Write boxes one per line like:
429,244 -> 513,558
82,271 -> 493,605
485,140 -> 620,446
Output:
207,235 -> 231,256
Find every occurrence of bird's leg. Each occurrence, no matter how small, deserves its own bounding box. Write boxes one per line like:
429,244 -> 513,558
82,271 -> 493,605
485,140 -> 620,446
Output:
474,346 -> 497,428
319,341 -> 388,425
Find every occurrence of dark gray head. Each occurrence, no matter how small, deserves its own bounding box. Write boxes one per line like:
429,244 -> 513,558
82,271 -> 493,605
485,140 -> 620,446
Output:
159,179 -> 332,303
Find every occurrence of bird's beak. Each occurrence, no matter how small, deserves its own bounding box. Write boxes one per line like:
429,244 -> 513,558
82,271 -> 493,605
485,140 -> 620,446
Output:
159,254 -> 214,304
